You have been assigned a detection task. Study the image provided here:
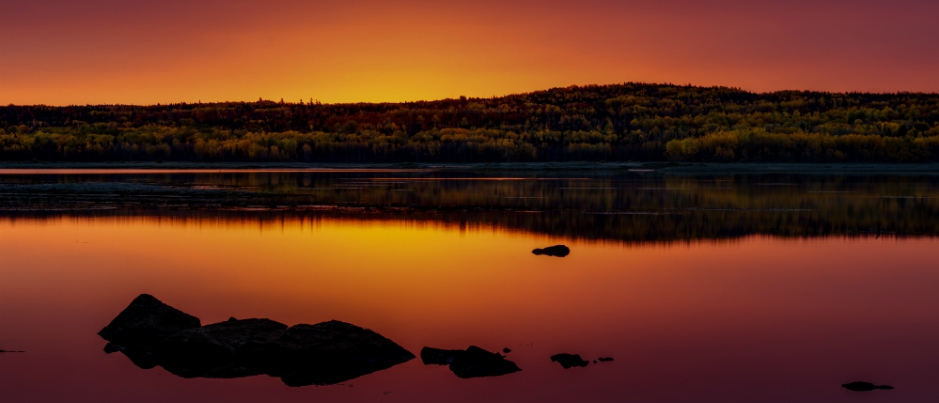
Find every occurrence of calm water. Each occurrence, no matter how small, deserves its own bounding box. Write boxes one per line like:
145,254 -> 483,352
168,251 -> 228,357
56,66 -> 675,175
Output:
2,169 -> 939,402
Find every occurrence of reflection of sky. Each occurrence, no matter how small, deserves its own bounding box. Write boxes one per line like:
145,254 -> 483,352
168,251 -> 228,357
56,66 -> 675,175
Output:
2,218 -> 939,401
1,0 -> 937,105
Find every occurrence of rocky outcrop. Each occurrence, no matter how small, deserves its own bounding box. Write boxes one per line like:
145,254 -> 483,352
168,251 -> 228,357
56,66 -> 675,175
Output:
421,346 -> 521,378
152,318 -> 289,378
842,382 -> 894,392
262,321 -> 416,387
99,294 -> 414,387
532,245 -> 570,257
550,353 -> 589,368
98,294 -> 201,349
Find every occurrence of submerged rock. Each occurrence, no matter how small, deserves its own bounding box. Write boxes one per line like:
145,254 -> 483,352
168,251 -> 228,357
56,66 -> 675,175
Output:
98,294 -> 201,349
99,295 -> 414,387
532,245 -> 570,257
421,346 -> 521,378
551,353 -> 589,368
597,357 -> 613,362
842,382 -> 894,392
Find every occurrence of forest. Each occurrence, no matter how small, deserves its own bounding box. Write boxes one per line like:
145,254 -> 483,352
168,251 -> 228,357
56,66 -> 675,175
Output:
2,83 -> 938,163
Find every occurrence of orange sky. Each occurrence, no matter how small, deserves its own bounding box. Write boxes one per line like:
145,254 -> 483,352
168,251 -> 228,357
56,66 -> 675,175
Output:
1,0 -> 938,105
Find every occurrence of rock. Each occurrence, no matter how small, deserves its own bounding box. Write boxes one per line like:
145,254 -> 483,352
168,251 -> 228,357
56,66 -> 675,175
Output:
598,357 -> 613,362
421,346 -> 521,378
842,381 -> 894,392
99,297 -> 414,387
158,318 -> 287,356
449,346 -> 521,378
103,343 -> 124,354
152,318 -> 288,378
551,353 -> 589,368
532,245 -> 570,257
261,320 -> 415,386
265,321 -> 414,363
98,294 -> 201,349
503,348 -> 512,354
420,347 -> 464,365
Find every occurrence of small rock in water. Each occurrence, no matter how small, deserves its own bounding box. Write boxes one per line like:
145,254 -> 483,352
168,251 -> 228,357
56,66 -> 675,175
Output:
842,381 -> 894,392
420,347 -> 465,365
532,245 -> 570,257
450,346 -> 521,378
421,346 -> 521,378
598,357 -> 613,362
551,353 -> 589,368
503,348 -> 512,354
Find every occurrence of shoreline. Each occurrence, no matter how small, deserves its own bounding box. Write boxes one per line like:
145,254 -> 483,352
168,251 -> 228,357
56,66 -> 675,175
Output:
3,161 -> 939,174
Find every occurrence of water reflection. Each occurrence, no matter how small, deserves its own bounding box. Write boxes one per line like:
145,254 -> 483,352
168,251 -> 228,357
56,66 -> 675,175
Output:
2,170 -> 938,243
3,170 -> 939,402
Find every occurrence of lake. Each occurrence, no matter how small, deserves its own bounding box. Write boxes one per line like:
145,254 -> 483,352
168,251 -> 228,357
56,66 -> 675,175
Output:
1,168 -> 938,402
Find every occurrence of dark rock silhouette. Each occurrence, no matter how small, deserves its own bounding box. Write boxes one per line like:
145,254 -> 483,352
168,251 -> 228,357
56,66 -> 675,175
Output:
532,245 -> 570,257
551,353 -> 589,368
152,318 -> 289,378
262,321 -> 416,387
598,357 -> 613,362
503,348 -> 512,354
98,294 -> 201,349
421,346 -> 521,378
0,349 -> 24,353
842,381 -> 894,392
420,347 -> 464,365
451,346 -> 522,378
99,294 -> 414,387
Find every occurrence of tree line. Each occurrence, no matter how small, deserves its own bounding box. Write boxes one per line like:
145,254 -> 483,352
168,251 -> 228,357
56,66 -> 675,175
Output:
2,83 -> 938,162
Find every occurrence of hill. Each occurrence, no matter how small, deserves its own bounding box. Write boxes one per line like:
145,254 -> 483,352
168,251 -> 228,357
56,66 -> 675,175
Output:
2,83 -> 938,163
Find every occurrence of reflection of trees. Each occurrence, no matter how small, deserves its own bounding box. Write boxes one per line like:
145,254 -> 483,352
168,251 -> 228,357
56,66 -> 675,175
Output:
3,173 -> 938,243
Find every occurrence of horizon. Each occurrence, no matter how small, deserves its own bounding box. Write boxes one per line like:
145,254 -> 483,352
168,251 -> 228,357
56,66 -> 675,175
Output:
5,81 -> 939,108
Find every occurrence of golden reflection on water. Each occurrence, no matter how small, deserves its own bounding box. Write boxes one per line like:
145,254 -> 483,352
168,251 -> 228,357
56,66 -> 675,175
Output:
2,216 -> 939,402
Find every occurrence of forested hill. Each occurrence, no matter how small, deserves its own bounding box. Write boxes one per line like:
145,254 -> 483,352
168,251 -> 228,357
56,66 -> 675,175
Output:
2,83 -> 938,163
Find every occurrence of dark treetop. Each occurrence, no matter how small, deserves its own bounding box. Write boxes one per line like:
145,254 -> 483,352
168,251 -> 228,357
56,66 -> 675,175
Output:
3,83 -> 938,163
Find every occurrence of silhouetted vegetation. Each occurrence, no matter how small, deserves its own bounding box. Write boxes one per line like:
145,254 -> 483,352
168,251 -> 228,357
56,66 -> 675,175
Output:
2,83 -> 938,162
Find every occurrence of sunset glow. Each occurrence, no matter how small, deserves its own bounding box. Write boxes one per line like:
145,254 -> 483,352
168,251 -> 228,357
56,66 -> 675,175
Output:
2,0 -> 938,105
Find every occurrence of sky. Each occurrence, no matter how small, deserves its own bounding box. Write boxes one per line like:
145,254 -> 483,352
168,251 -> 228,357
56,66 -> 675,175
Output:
1,0 -> 937,105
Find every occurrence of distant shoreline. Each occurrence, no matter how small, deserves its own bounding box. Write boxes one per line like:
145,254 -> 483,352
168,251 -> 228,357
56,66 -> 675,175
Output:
3,161 -> 939,175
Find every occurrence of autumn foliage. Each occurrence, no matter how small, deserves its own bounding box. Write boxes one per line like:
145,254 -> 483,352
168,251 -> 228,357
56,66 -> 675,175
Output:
2,83 -> 938,162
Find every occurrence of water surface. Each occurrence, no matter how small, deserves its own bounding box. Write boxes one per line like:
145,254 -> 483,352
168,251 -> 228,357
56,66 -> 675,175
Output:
1,169 -> 938,402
